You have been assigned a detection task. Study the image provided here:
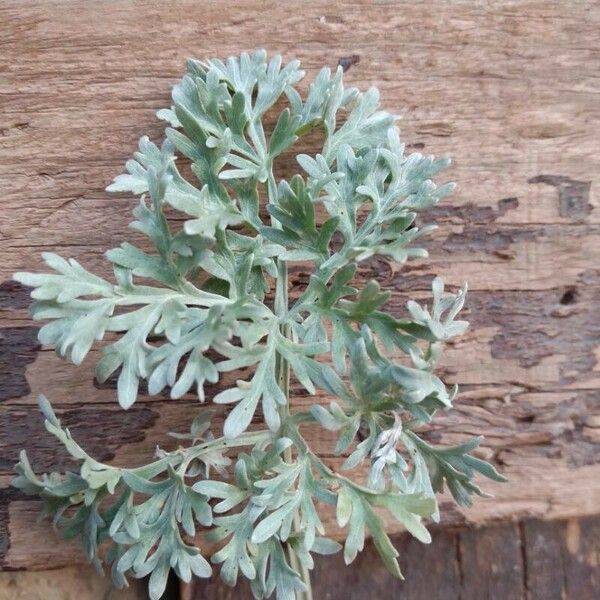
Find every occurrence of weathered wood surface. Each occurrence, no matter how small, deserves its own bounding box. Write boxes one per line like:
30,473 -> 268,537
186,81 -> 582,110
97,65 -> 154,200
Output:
186,515 -> 600,600
1,0 -> 599,573
0,565 -> 148,600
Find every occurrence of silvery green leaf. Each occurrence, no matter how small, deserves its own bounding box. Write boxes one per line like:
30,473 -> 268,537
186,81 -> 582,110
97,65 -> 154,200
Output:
338,280 -> 389,319
374,493 -> 434,544
334,416 -> 360,455
265,539 -> 307,600
98,305 -> 162,409
336,487 -> 353,528
405,432 -> 507,508
106,243 -> 181,288
106,136 -> 173,194
178,185 -> 244,239
147,310 -> 226,401
192,480 -> 238,498
407,277 -> 469,342
251,499 -> 297,544
14,252 -> 113,302
156,107 -> 181,127
220,335 -> 286,437
336,486 -> 406,578
262,175 -> 339,266
309,404 -> 344,431
310,537 -> 342,555
209,503 -> 262,586
34,299 -> 114,365
148,559 -> 170,600
269,108 -> 301,158
343,429 -> 376,471
324,87 -> 394,161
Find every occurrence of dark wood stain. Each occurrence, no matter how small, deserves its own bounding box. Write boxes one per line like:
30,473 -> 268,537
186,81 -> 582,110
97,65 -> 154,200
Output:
0,405 -> 159,471
469,269 -> 600,381
528,175 -> 592,220
337,55 -> 360,72
0,487 -> 30,568
0,281 -> 31,311
429,197 -> 519,224
386,265 -> 600,383
0,327 -> 40,401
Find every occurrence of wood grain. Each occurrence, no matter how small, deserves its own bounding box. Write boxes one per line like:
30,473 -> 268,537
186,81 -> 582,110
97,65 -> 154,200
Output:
1,0 -> 599,573
0,565 -> 148,600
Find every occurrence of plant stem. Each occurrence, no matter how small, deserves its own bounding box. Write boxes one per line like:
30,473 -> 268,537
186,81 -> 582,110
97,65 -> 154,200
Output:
124,430 -> 271,478
274,255 -> 313,600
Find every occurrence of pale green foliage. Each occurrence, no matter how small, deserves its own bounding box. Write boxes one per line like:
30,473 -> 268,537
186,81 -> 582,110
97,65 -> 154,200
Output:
13,50 -> 505,600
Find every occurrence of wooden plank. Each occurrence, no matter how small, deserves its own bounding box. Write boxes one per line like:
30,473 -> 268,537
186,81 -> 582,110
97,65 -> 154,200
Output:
185,526 -> 463,600
458,524 -> 524,600
1,0 -> 599,571
0,566 -> 148,600
522,516 -> 600,600
184,515 -> 600,599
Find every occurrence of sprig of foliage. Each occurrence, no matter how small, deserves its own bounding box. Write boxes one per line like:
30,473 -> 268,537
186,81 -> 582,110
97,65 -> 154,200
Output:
13,50 -> 506,600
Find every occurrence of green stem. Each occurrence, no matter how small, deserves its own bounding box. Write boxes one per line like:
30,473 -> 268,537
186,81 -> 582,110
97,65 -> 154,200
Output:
274,251 -> 313,600
105,429 -> 271,479
268,161 -> 312,600
174,430 -> 272,477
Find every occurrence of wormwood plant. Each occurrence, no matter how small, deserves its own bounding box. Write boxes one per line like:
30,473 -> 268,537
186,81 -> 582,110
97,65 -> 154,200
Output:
13,51 -> 505,600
